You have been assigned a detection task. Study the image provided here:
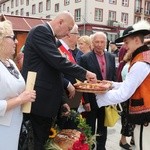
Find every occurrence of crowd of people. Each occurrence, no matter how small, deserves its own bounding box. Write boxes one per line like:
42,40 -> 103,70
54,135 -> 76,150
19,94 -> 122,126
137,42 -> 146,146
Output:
0,10 -> 150,150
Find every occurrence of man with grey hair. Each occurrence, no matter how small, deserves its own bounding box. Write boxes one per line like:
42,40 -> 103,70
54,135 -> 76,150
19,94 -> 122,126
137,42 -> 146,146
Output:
57,24 -> 82,99
79,31 -> 116,150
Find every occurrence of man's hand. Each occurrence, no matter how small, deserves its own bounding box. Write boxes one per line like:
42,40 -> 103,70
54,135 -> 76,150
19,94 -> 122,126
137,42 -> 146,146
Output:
61,103 -> 70,116
83,103 -> 91,112
67,82 -> 75,99
86,70 -> 97,83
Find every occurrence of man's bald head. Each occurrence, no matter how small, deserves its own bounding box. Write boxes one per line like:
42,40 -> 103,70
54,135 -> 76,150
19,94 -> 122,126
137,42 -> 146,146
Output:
50,11 -> 75,39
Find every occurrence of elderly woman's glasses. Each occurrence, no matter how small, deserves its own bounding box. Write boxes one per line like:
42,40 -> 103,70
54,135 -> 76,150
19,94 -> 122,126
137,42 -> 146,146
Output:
4,35 -> 16,41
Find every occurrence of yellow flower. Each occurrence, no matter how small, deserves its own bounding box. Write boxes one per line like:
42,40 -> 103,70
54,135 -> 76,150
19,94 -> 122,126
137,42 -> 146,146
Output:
49,128 -> 57,138
79,114 -> 82,119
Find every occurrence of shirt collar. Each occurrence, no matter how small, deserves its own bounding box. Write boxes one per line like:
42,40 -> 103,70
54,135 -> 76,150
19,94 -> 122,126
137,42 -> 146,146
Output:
47,22 -> 55,36
59,39 -> 70,51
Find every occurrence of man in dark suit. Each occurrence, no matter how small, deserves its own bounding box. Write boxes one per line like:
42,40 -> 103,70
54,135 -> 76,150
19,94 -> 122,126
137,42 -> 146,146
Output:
56,24 -> 82,129
79,32 -> 116,150
21,11 -> 97,150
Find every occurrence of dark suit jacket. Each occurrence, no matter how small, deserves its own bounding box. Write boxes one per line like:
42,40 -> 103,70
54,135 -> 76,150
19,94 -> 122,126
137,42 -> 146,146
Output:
79,51 -> 116,110
71,48 -> 83,64
21,23 -> 87,118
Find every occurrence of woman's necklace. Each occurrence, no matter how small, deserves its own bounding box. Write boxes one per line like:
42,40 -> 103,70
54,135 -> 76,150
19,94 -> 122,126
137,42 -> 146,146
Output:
0,59 -> 19,79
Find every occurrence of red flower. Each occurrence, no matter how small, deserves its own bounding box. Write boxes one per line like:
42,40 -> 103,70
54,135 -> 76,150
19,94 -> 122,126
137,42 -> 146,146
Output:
79,133 -> 86,142
72,139 -> 89,150
81,143 -> 89,150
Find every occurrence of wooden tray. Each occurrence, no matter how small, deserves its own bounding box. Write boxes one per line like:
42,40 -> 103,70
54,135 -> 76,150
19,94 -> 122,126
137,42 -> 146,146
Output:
74,80 -> 112,94
75,89 -> 108,94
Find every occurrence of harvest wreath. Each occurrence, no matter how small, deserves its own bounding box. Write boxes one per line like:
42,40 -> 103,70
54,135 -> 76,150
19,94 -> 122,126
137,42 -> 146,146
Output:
45,110 -> 96,150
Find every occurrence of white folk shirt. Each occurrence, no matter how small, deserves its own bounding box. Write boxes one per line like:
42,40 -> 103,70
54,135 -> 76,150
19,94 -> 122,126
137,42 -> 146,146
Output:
96,61 -> 150,107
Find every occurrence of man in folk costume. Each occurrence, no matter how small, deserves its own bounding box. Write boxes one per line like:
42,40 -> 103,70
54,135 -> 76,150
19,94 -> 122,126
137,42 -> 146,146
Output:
96,20 -> 150,150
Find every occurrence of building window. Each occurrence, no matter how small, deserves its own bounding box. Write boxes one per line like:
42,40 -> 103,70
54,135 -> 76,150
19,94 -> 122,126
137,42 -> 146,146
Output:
145,1 -> 150,15
134,16 -> 141,23
135,0 -> 142,13
55,3 -> 59,12
7,6 -> 10,12
20,0 -> 24,5
46,0 -> 51,10
15,10 -> 18,15
108,11 -> 116,21
75,8 -> 81,22
32,4 -> 36,14
46,15 -> 51,18
39,2 -> 43,13
146,18 -> 150,23
121,13 -> 128,24
75,0 -> 81,2
95,8 -> 103,21
26,0 -> 29,6
26,12 -> 29,16
11,11 -> 14,15
3,4 -> 5,11
64,0 -> 70,6
16,0 -> 19,7
122,0 -> 128,7
20,8 -> 24,16
109,0 -> 116,4
11,0 -> 14,8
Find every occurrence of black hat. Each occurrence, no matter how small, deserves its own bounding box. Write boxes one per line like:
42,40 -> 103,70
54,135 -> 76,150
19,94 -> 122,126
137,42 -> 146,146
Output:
115,20 -> 150,43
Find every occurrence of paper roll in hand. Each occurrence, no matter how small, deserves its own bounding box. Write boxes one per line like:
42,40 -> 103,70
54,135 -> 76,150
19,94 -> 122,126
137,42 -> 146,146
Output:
22,71 -> 37,113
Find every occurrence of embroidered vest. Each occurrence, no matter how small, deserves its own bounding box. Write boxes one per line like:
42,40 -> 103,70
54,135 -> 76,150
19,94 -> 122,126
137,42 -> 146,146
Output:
128,50 -> 150,124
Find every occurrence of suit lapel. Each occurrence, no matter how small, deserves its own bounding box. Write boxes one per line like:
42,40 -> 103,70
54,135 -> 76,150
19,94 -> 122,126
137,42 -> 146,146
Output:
90,51 -> 103,79
104,52 -> 110,79
45,23 -> 56,44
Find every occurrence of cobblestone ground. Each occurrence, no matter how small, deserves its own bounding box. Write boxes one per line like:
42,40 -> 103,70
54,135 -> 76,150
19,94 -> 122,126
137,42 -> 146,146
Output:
94,118 -> 136,150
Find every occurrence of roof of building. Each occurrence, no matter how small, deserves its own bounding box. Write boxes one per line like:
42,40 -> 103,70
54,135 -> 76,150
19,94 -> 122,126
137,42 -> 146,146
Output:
0,0 -> 9,4
0,14 -> 51,31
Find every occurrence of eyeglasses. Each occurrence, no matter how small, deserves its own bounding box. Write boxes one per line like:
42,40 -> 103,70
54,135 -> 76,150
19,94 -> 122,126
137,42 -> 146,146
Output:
70,33 -> 79,35
4,35 -> 16,41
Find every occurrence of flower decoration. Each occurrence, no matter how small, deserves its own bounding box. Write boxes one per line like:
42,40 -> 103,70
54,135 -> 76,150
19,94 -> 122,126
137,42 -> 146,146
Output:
45,110 -> 96,150
70,133 -> 89,150
70,110 -> 96,149
49,127 -> 57,138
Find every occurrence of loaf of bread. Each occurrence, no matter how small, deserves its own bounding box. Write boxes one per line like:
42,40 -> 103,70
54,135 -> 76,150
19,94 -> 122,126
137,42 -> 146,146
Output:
53,129 -> 81,150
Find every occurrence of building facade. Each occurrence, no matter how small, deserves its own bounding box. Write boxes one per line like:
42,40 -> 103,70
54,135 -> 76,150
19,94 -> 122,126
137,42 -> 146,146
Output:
0,0 -> 150,41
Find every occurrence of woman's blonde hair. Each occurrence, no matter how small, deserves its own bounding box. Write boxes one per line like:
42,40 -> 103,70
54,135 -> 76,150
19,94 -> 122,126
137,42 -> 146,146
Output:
0,20 -> 13,57
0,20 -> 13,43
78,35 -> 91,46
